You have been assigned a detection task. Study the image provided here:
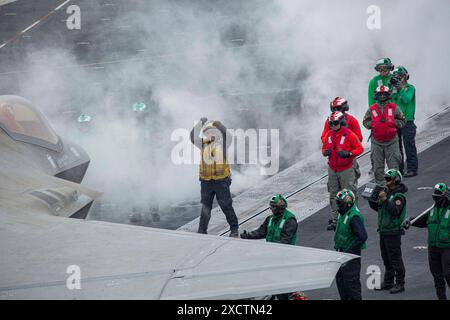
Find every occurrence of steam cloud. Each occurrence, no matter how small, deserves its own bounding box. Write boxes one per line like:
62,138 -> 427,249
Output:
1,0 -> 449,228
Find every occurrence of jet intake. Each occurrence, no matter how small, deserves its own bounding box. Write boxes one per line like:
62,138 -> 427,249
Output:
29,186 -> 94,219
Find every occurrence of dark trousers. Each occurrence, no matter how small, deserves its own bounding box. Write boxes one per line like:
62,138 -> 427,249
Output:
428,246 -> 450,300
380,234 -> 406,285
336,254 -> 362,300
198,178 -> 238,233
398,121 -> 418,174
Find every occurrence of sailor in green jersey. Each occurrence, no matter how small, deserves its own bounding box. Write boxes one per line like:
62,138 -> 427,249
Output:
390,66 -> 418,177
334,189 -> 368,300
240,194 -> 297,245
368,58 -> 394,107
76,112 -> 93,134
368,169 -> 408,294
240,194 -> 298,300
404,183 -> 450,300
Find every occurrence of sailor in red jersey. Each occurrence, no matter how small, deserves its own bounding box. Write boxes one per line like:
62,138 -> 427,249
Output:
322,111 -> 364,231
321,97 -> 363,143
363,86 -> 406,185
321,97 -> 363,180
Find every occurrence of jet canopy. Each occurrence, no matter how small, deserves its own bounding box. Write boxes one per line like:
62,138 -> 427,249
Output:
0,95 -> 61,151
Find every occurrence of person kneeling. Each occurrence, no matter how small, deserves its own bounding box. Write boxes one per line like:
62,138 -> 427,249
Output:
241,194 -> 298,300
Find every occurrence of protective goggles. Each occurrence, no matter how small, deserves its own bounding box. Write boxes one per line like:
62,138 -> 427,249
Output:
377,66 -> 390,72
330,106 -> 342,112
270,203 -> 285,210
328,120 -> 341,126
375,92 -> 390,99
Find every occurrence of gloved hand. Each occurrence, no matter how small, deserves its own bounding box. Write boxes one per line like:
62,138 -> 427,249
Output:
378,190 -> 387,202
327,219 -> 336,231
338,150 -> 351,158
323,149 -> 331,157
389,74 -> 402,89
200,117 -> 208,125
402,217 -> 412,230
240,230 -> 249,239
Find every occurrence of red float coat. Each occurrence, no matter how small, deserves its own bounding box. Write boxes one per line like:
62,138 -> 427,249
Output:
322,126 -> 364,172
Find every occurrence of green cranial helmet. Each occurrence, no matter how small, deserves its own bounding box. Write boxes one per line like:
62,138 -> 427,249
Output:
434,183 -> 449,194
432,183 -> 449,203
270,194 -> 287,209
375,58 -> 394,71
393,66 -> 410,80
132,102 -> 147,112
336,189 -> 356,205
384,168 -> 403,184
77,113 -> 92,123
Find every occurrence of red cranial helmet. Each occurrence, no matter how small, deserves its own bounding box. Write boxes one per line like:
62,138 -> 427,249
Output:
330,97 -> 349,112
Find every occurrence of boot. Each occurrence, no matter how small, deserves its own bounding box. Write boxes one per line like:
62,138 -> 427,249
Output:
229,229 -> 239,238
390,284 -> 405,294
403,171 -> 417,178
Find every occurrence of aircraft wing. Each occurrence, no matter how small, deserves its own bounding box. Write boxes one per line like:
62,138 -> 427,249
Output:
0,158 -> 355,299
0,209 -> 355,299
0,145 -> 356,301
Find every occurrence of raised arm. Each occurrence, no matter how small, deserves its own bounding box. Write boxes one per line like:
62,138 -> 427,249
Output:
381,194 -> 406,217
190,119 -> 205,149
